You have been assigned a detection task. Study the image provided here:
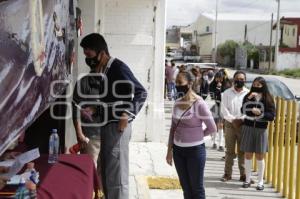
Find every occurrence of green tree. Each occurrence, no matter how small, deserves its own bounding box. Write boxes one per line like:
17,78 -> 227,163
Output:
217,40 -> 238,67
242,41 -> 259,67
218,40 -> 239,58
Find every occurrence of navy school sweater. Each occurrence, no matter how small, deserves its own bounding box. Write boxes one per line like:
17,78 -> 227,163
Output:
72,58 -> 147,128
241,94 -> 275,129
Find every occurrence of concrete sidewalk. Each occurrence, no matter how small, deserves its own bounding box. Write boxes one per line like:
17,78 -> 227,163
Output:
128,100 -> 282,199
129,141 -> 282,199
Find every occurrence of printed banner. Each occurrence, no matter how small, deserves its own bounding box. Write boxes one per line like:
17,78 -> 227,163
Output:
0,0 -> 76,155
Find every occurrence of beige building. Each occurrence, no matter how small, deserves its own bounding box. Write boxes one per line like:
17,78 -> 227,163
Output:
187,13 -> 275,62
166,27 -> 181,49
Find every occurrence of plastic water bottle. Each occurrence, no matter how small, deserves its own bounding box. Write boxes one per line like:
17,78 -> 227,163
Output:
48,129 -> 59,163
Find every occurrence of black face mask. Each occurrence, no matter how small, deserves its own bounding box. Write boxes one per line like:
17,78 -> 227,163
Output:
252,86 -> 264,93
234,80 -> 245,89
85,54 -> 100,70
176,85 -> 189,97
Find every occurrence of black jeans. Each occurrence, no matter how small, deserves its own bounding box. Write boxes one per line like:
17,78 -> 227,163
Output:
173,144 -> 206,199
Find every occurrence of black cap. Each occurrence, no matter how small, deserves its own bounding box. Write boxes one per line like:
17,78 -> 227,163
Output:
80,33 -> 109,54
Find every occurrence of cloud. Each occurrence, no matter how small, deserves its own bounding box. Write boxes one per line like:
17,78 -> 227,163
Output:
167,0 -> 300,27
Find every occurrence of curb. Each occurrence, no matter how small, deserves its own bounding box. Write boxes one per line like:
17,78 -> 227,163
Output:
135,175 -> 150,199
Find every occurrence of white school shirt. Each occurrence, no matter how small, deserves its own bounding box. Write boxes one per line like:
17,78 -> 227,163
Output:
221,87 -> 249,123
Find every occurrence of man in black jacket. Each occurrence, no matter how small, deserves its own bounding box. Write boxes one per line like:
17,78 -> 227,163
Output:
73,33 -> 147,199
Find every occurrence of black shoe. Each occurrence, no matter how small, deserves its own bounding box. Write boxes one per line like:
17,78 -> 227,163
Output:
212,143 -> 217,149
239,175 -> 255,184
220,174 -> 232,182
239,175 -> 246,182
256,184 -> 264,191
242,182 -> 251,188
218,146 -> 224,152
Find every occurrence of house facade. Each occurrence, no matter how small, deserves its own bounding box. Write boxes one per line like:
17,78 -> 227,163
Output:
166,27 -> 181,49
277,18 -> 300,70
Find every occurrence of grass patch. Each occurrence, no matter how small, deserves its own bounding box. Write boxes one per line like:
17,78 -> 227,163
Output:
269,68 -> 300,78
147,176 -> 181,189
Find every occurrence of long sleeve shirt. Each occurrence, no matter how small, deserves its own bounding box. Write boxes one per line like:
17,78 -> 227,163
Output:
221,87 -> 249,123
192,77 -> 209,100
168,99 -> 217,147
209,79 -> 231,105
165,66 -> 175,83
72,58 -> 147,127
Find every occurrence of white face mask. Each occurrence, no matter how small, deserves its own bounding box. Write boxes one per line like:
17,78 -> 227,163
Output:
203,75 -> 208,81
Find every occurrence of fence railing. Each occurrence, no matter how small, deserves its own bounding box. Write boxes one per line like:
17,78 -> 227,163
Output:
258,97 -> 300,199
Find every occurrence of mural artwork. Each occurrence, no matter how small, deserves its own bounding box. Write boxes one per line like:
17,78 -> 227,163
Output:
0,0 -> 76,155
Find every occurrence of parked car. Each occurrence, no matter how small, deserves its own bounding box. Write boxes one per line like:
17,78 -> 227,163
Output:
183,55 -> 201,62
184,62 -> 219,73
182,50 -> 201,62
166,49 -> 183,61
244,76 -> 300,101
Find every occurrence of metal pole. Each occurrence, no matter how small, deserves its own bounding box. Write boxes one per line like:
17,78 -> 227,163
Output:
288,101 -> 298,199
275,0 -> 281,70
269,13 -> 274,72
283,101 -> 292,197
277,99 -> 286,193
244,24 -> 248,42
272,97 -> 281,188
213,0 -> 218,63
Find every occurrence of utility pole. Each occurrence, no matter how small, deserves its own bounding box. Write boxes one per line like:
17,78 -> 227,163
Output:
268,13 -> 274,72
244,24 -> 248,43
275,0 -> 281,70
213,0 -> 219,63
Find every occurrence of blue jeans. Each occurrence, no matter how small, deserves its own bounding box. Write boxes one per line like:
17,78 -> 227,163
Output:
167,82 -> 176,100
173,144 -> 206,199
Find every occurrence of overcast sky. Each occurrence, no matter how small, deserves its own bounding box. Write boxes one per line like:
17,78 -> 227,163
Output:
167,0 -> 300,27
